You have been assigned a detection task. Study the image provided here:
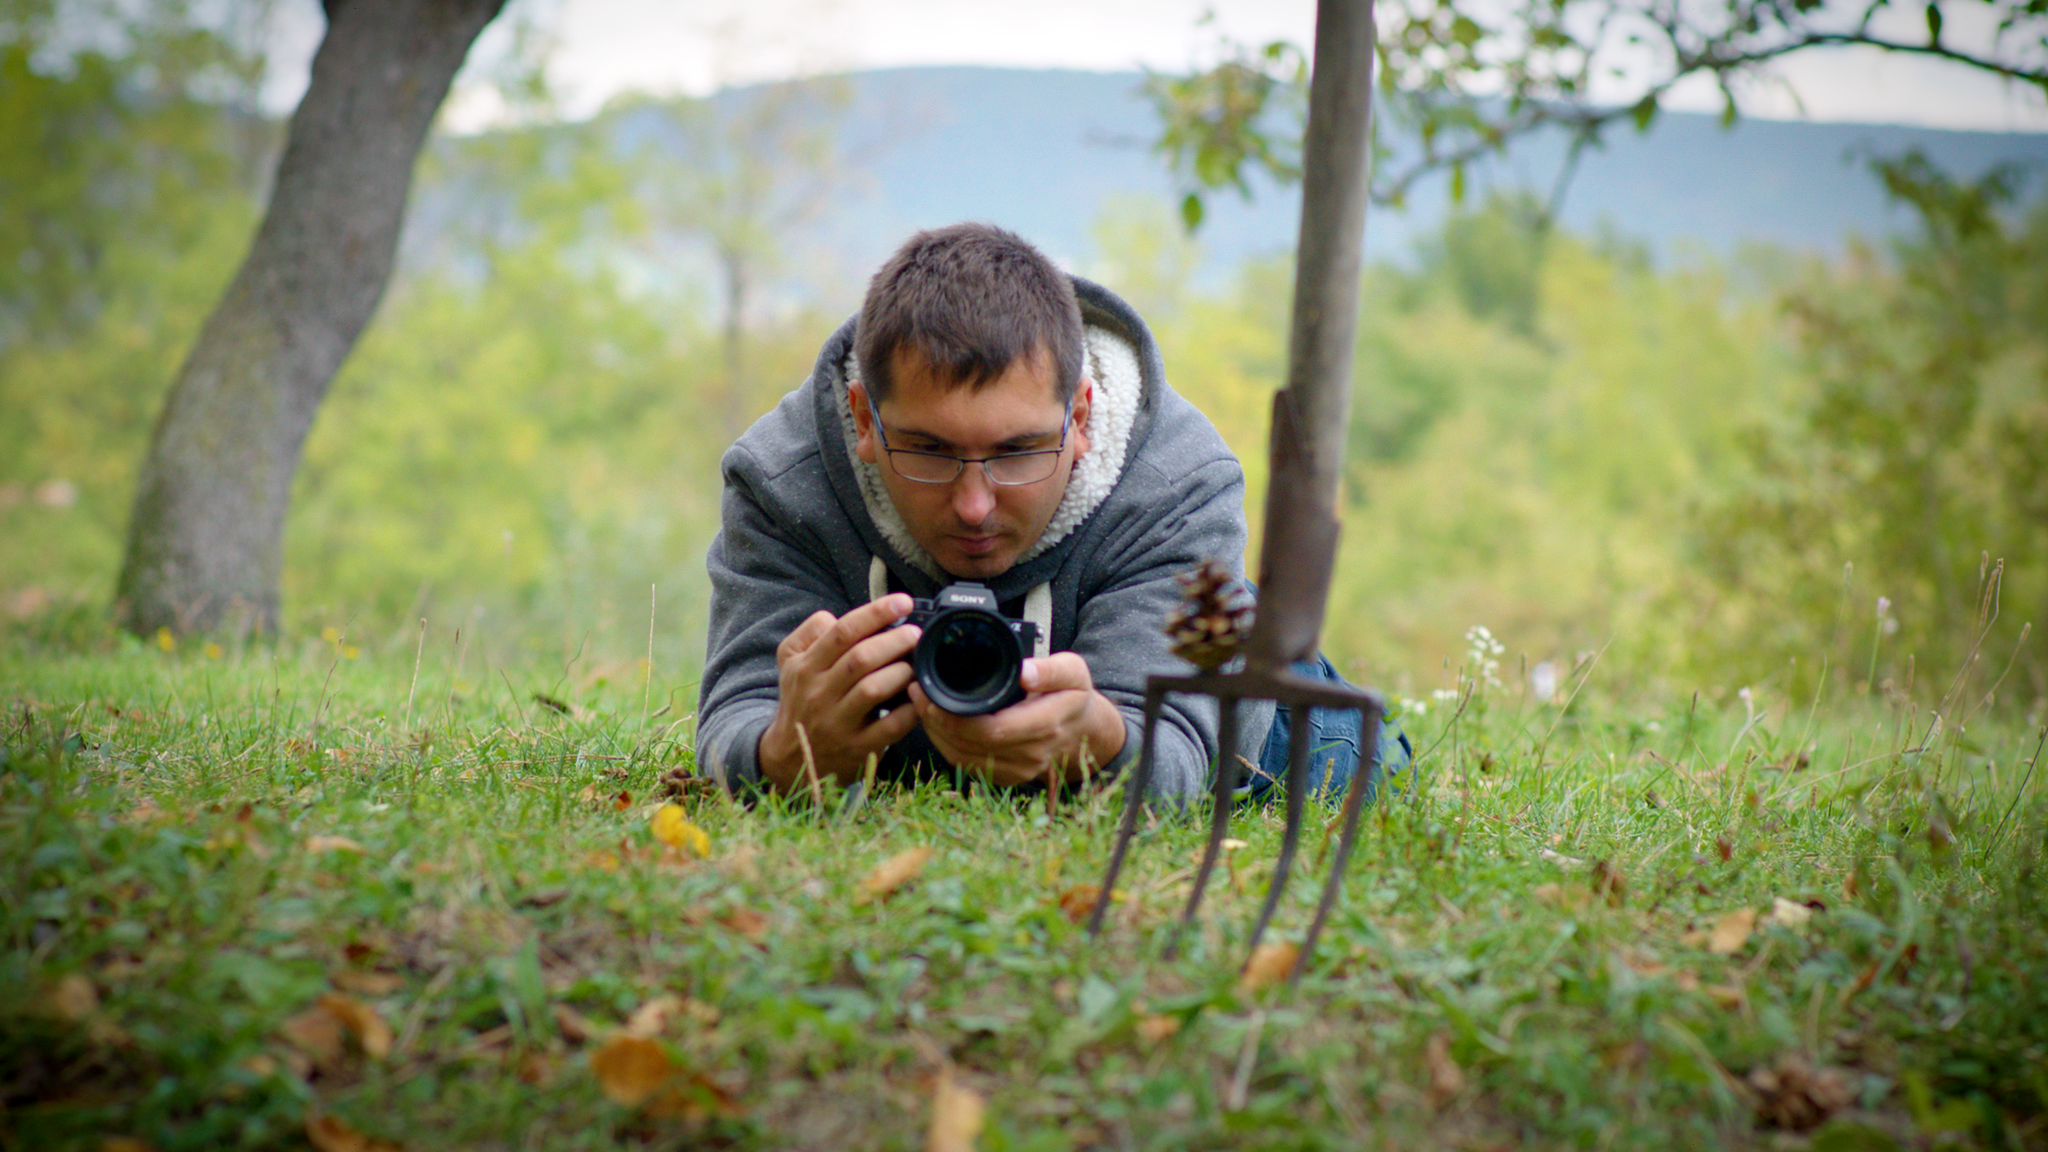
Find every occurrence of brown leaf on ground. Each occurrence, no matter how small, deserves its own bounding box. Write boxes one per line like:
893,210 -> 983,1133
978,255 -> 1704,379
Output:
1705,983 -> 1747,1010
1764,897 -> 1814,928
50,973 -> 100,1022
927,1066 -> 986,1152
99,1139 -> 155,1152
625,994 -> 686,1038
280,1006 -> 346,1066
331,971 -> 404,997
305,1110 -> 403,1152
305,835 -> 364,854
1708,908 -> 1758,955
318,993 -> 393,1059
1237,941 -> 1301,995
1135,1014 -> 1182,1044
1425,1032 -> 1465,1109
1749,1054 -> 1856,1131
856,846 -> 934,905
1055,885 -> 1105,924
591,1034 -> 672,1107
645,1068 -> 740,1122
1590,859 -> 1628,907
1715,836 -> 1734,862
551,1003 -> 594,1045
716,907 -> 771,940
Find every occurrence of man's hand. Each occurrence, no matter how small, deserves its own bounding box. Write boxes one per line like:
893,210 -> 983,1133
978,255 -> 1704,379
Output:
757,594 -> 922,792
909,652 -> 1128,788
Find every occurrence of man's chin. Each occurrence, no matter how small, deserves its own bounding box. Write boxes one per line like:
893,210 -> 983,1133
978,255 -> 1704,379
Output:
934,540 -> 1019,580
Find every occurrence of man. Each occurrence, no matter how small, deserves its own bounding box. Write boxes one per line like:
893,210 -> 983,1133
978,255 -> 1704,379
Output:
698,223 -> 1395,800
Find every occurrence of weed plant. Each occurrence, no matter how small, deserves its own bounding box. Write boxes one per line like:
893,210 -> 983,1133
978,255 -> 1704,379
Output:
2,619 -> 2044,1151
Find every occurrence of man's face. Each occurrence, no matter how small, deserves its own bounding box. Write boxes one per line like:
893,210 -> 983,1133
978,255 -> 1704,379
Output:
851,346 -> 1092,580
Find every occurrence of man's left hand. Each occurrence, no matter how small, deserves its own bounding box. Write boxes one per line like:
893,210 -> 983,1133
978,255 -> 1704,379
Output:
908,653 -> 1128,788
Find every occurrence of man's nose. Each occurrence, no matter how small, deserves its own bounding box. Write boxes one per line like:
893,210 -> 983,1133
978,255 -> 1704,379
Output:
951,464 -> 998,524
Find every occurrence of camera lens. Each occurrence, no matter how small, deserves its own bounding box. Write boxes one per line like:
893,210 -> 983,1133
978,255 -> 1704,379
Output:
914,610 -> 1024,715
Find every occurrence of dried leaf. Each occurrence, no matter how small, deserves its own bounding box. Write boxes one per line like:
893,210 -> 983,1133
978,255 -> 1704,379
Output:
332,970 -> 404,996
551,1003 -> 594,1045
318,993 -> 393,1060
1705,983 -> 1747,1009
1715,836 -> 1734,862
1590,859 -> 1628,907
645,1067 -> 740,1121
715,907 -> 770,940
1055,884 -> 1105,924
927,1066 -> 986,1152
99,1139 -> 155,1152
1135,1014 -> 1182,1044
50,973 -> 99,1022
1237,941 -> 1300,995
305,1110 -> 403,1152
856,846 -> 934,905
280,1006 -> 346,1065
1707,907 -> 1758,955
591,1034 -> 672,1107
1425,1032 -> 1465,1109
651,804 -> 711,858
305,835 -> 364,854
1764,897 -> 1814,928
1539,848 -> 1589,869
625,994 -> 685,1038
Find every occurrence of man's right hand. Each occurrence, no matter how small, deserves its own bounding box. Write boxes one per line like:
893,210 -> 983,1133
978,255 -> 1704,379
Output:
757,593 -> 922,792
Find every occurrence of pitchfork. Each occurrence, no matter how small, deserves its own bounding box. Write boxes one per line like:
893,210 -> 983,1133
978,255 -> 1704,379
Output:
1087,0 -> 1384,986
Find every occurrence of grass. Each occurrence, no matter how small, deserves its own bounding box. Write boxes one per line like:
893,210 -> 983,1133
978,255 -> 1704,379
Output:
3,622 -> 2045,1151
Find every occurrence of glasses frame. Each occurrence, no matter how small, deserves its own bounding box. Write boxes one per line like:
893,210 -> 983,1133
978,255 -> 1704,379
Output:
866,392 -> 1075,486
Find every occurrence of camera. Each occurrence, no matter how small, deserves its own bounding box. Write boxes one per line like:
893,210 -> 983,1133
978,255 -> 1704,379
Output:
898,582 -> 1040,716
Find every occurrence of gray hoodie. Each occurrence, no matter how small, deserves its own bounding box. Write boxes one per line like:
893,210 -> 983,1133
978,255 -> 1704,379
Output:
697,277 -> 1273,798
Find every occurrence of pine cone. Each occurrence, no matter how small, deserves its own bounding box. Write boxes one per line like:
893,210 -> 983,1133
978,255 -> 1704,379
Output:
1164,559 -> 1254,672
657,766 -> 719,803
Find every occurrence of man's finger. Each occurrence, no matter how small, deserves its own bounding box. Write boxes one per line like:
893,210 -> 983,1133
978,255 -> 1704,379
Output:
805,593 -> 914,670
1019,653 -> 1093,695
778,610 -> 838,663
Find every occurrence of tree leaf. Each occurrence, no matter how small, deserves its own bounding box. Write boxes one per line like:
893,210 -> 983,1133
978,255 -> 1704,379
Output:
1238,940 -> 1300,994
1708,907 -> 1758,954
591,1034 -> 672,1107
651,803 -> 711,858
856,846 -> 934,905
318,992 -> 393,1059
927,1066 -> 986,1152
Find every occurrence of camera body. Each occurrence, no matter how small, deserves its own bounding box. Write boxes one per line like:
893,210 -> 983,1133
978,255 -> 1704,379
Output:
900,582 -> 1040,716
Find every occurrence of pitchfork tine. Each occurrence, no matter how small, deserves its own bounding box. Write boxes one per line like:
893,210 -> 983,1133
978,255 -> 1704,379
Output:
1086,680 -> 1168,936
1164,697 -> 1241,959
1292,704 -> 1383,984
1245,701 -> 1313,956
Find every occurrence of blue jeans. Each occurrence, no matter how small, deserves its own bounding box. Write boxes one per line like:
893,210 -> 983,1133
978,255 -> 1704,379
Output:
1242,654 -> 1410,805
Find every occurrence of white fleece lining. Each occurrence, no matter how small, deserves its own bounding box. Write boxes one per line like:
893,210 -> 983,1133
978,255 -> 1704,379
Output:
836,324 -> 1142,580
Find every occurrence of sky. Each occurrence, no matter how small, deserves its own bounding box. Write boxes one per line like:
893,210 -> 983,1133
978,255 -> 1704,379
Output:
261,0 -> 2048,133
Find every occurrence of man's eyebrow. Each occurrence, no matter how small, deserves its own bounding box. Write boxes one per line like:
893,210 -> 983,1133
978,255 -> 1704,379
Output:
893,425 -> 1063,451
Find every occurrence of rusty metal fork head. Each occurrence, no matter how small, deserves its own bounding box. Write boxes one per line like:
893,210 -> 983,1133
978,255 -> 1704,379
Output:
1086,666 -> 1383,986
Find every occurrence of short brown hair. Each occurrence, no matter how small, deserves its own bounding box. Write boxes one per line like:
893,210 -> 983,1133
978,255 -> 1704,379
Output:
855,223 -> 1084,404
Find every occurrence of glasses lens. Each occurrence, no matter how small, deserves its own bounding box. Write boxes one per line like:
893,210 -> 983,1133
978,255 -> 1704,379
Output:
986,451 -> 1060,485
889,452 -> 962,483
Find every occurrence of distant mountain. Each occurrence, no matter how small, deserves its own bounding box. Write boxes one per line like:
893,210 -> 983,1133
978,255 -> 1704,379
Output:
406,66 -> 2048,306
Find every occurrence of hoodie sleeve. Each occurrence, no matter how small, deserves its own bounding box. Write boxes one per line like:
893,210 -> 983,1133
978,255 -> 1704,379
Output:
697,443 -> 853,794
1068,451 -> 1271,801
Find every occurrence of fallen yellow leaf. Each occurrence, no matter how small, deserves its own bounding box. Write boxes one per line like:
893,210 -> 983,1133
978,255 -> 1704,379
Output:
1707,907 -> 1758,955
305,1109 -> 403,1152
856,846 -> 934,905
50,973 -> 99,1022
1055,884 -> 1105,924
1425,1032 -> 1465,1109
279,1005 -> 345,1066
318,993 -> 393,1060
305,835 -> 365,854
625,994 -> 685,1038
1237,940 -> 1301,995
1135,1014 -> 1182,1044
651,804 -> 711,858
591,1034 -> 672,1107
1764,897 -> 1814,928
927,1066 -> 986,1152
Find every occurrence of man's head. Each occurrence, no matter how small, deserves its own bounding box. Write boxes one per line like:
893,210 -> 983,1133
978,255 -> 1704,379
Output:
849,224 -> 1093,580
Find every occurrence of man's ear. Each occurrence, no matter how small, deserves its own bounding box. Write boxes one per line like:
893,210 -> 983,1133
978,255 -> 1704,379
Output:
1070,377 -> 1093,459
849,380 -> 878,464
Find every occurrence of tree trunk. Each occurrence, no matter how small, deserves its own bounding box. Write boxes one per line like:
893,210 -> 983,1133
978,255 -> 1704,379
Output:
115,0 -> 506,637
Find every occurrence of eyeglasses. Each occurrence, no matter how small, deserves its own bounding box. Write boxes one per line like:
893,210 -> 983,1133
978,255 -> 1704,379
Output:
867,394 -> 1074,486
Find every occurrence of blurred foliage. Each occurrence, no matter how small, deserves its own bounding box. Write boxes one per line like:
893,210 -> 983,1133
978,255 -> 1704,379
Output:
1,10 -> 2041,721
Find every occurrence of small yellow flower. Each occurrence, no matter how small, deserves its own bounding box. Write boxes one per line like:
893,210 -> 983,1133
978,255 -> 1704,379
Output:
342,645 -> 360,660
651,803 -> 711,858
155,627 -> 176,652
204,642 -> 224,659
320,626 -> 341,645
